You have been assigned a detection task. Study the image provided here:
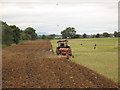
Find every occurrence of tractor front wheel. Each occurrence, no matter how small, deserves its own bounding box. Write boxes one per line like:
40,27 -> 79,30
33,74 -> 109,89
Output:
56,49 -> 61,55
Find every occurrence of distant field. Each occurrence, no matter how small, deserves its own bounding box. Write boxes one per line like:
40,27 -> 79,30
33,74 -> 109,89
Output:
51,38 -> 118,83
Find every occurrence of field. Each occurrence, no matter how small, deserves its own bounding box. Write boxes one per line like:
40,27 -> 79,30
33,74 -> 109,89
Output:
51,38 -> 118,83
2,40 -> 118,88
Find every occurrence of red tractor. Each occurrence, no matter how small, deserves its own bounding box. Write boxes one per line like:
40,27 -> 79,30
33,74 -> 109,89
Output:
56,40 -> 74,59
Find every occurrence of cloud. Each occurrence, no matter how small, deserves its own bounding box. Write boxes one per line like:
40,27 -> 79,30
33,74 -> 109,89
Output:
0,0 -> 118,34
0,0 -> 119,2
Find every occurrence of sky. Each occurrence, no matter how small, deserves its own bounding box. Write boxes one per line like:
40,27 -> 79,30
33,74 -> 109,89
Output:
0,0 -> 119,35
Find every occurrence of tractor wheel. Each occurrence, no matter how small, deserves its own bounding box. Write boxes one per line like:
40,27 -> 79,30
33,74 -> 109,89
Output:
69,54 -> 72,56
56,49 -> 60,55
66,56 -> 69,59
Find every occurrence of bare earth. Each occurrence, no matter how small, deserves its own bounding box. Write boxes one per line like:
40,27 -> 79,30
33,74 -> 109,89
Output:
2,40 -> 118,88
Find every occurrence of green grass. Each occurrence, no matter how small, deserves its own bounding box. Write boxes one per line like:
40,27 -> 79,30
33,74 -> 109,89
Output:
51,38 -> 118,83
1,40 -> 31,49
18,40 -> 31,44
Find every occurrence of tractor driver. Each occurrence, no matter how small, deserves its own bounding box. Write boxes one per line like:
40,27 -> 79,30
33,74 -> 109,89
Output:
60,43 -> 65,48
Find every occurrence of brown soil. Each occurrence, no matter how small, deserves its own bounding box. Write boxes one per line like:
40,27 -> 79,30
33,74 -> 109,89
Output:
2,40 -> 118,88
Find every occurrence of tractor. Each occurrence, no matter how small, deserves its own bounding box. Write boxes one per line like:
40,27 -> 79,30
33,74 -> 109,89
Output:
56,40 -> 74,59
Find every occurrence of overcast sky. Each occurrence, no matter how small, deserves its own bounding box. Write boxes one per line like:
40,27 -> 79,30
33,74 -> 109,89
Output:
0,0 -> 119,34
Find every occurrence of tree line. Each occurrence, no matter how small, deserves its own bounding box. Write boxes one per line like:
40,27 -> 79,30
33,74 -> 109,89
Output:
39,34 -> 56,40
38,27 -> 120,39
1,21 -> 38,46
60,27 -> 120,39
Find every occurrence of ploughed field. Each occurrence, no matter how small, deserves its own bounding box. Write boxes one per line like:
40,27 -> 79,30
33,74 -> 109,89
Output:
2,40 -> 118,88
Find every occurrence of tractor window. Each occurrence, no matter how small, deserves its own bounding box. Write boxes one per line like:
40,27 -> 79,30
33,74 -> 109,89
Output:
60,43 -> 64,47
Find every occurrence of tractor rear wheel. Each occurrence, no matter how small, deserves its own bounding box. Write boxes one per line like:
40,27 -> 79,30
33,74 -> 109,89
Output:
56,49 -> 61,55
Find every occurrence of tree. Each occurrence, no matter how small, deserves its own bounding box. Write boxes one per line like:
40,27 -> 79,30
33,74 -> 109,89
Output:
74,34 -> 81,38
103,32 -> 110,37
1,20 -> 39,46
114,31 -> 118,37
96,33 -> 100,38
92,35 -> 96,38
48,34 -> 56,39
1,21 -> 13,46
82,33 -> 87,38
61,27 -> 76,39
21,31 -> 31,40
38,35 -> 42,39
9,25 -> 21,44
24,27 -> 38,40
41,35 -> 48,39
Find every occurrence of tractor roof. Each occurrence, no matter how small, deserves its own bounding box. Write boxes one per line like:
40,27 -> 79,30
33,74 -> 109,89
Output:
57,40 -> 68,43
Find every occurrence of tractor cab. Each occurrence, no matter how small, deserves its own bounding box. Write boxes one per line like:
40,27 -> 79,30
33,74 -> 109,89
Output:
56,40 -> 73,59
57,40 -> 70,49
